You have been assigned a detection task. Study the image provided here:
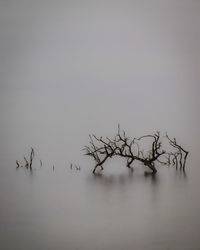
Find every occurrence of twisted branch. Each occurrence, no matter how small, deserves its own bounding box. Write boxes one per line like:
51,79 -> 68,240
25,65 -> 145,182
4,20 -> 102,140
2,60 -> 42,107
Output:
83,125 -> 189,174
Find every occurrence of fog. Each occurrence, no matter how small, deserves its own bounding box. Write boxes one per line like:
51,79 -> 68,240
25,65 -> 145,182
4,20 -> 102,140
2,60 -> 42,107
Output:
0,1 -> 200,249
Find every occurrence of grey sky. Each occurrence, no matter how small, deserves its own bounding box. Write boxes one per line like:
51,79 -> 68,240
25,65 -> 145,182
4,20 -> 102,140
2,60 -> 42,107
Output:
0,0 -> 200,160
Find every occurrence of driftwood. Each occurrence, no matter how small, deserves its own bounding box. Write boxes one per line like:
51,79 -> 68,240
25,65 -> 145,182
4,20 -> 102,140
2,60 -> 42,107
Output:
83,125 -> 189,174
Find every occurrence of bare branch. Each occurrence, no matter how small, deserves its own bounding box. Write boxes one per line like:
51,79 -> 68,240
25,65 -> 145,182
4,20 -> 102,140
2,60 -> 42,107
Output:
16,160 -> 20,169
166,133 -> 189,169
83,126 -> 189,174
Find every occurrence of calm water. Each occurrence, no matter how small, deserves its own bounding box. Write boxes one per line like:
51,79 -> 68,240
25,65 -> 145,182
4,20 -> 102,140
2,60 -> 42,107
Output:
1,1 -> 200,249
0,125 -> 200,250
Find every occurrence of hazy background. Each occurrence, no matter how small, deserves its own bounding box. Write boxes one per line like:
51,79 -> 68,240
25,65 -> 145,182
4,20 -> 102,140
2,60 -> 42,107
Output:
0,1 -> 200,249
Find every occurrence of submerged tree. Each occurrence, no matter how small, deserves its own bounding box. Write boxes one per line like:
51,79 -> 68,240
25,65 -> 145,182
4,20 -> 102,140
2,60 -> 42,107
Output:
83,125 -> 189,174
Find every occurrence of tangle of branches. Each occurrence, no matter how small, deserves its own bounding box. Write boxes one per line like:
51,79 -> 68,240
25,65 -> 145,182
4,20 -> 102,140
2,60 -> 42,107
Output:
83,125 -> 189,174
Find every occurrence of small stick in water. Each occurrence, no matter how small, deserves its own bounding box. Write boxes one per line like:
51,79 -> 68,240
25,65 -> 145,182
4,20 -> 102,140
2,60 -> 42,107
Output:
16,160 -> 20,168
40,160 -> 42,167
24,156 -> 29,168
53,165 -> 55,171
70,163 -> 73,170
75,165 -> 81,170
29,148 -> 34,170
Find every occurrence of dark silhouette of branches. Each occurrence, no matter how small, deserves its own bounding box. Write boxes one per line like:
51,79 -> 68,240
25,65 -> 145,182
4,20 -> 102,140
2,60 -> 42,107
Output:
83,125 -> 189,174
16,147 -> 35,171
165,134 -> 189,170
29,147 -> 34,170
16,160 -> 20,169
24,156 -> 29,168
70,163 -> 81,171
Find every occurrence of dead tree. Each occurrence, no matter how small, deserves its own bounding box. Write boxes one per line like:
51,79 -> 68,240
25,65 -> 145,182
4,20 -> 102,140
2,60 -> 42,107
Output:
84,126 -> 164,174
83,125 -> 189,174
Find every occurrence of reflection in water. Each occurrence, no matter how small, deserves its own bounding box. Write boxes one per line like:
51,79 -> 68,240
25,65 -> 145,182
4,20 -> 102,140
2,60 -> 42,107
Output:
2,152 -> 200,250
174,168 -> 188,181
90,169 -> 134,188
144,171 -> 159,185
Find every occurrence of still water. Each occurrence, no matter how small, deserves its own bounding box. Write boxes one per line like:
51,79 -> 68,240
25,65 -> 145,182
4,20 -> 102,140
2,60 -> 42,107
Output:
0,125 -> 200,250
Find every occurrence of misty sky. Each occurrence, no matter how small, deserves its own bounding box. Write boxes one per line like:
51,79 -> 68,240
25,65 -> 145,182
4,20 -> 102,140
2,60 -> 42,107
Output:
0,0 -> 200,160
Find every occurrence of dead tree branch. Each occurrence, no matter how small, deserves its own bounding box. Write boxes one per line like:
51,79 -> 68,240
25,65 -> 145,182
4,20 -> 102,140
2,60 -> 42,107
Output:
83,125 -> 189,174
